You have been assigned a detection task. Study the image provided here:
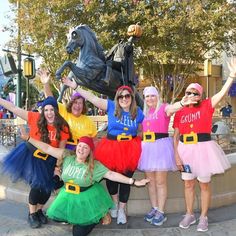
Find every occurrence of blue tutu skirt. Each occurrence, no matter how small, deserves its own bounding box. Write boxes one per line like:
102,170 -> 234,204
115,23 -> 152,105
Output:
2,142 -> 56,192
138,137 -> 178,172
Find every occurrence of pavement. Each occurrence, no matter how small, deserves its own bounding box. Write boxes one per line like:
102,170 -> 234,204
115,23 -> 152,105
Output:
1,143 -> 236,236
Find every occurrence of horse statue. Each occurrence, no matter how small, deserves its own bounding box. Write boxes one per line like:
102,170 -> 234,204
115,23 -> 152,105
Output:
55,24 -> 143,108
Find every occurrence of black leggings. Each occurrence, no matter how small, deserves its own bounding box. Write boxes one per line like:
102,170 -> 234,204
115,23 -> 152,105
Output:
72,223 -> 96,236
106,170 -> 134,203
29,187 -> 51,205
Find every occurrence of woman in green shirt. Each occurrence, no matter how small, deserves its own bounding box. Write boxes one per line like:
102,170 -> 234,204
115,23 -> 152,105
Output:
22,133 -> 149,236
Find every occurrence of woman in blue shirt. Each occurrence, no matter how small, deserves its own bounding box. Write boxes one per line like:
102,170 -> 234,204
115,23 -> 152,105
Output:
62,77 -> 144,225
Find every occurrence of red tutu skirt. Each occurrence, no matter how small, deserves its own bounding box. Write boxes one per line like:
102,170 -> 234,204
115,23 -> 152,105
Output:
94,136 -> 142,173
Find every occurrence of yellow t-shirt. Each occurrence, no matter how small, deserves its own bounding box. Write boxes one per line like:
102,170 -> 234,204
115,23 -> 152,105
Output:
58,103 -> 97,140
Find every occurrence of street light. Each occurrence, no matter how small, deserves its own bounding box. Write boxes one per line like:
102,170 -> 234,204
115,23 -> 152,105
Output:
23,57 -> 35,110
204,59 -> 212,98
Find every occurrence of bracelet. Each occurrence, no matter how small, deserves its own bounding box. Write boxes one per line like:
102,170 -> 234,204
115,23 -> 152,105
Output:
132,178 -> 136,186
74,84 -> 78,90
180,101 -> 184,107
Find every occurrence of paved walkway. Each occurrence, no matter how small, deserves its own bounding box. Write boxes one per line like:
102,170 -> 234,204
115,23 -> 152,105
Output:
1,143 -> 236,235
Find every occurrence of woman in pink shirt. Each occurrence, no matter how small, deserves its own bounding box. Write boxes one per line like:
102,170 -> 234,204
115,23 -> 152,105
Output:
138,86 -> 194,226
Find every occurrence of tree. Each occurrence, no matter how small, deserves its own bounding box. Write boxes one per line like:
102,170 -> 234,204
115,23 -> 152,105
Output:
6,0 -> 236,102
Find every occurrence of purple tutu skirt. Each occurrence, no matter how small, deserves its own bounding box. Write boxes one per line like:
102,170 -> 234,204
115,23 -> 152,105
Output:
138,137 -> 177,172
2,142 -> 56,192
177,140 -> 231,177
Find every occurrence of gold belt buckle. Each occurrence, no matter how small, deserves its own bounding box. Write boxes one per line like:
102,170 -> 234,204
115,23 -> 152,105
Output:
117,133 -> 132,141
33,149 -> 49,160
183,132 -> 198,144
65,182 -> 80,194
143,131 -> 155,142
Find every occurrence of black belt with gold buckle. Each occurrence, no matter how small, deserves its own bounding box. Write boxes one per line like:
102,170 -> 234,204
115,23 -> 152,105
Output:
107,133 -> 136,141
143,132 -> 169,142
180,133 -> 211,144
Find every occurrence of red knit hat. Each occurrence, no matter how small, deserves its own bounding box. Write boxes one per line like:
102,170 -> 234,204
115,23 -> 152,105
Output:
79,136 -> 95,151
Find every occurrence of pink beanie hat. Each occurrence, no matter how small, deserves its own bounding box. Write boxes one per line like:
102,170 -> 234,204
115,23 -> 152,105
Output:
143,86 -> 159,97
186,83 -> 203,96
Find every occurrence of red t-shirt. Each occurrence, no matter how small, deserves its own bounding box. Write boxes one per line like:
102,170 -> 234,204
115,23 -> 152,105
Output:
173,99 -> 214,134
28,111 -> 69,147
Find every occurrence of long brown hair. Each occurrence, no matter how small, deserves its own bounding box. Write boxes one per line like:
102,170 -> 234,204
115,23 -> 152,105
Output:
37,108 -> 71,144
114,87 -> 137,120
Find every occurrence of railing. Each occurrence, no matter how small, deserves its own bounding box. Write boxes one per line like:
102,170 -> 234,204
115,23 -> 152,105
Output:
1,115 -> 236,154
0,118 -> 26,147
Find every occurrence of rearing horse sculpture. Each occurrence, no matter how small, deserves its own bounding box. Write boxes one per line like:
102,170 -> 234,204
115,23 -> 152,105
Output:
56,24 -> 143,107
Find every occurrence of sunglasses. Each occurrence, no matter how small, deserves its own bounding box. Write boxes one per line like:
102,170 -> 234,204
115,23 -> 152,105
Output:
118,94 -> 131,100
185,91 -> 200,96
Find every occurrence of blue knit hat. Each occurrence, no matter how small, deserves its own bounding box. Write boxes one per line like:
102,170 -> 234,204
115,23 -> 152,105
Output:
41,96 -> 58,110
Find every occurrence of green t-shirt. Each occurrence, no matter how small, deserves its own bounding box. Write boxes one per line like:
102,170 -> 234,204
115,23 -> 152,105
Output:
61,150 -> 108,187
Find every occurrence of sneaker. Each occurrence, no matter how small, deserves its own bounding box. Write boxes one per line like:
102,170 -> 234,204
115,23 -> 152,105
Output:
28,212 -> 41,228
197,216 -> 208,232
151,210 -> 167,226
117,208 -> 127,224
179,214 -> 196,229
110,203 -> 118,218
37,209 -> 48,224
144,208 -> 157,222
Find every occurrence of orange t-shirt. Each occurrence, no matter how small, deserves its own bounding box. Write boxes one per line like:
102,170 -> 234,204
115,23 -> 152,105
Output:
28,111 -> 69,147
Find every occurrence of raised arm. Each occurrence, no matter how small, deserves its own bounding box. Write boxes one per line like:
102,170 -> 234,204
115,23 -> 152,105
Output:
38,69 -> 54,97
211,58 -> 236,108
165,96 -> 197,116
62,77 -> 107,111
0,98 -> 28,120
103,170 -> 149,187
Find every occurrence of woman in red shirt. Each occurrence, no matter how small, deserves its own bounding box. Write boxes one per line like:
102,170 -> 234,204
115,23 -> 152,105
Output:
0,96 -> 70,229
173,58 -> 236,232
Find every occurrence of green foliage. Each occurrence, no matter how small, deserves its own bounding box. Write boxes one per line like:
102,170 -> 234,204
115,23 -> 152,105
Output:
5,0 -> 236,102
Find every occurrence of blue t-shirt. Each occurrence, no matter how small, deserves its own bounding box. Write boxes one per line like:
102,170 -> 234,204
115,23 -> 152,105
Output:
220,105 -> 232,117
107,99 -> 144,136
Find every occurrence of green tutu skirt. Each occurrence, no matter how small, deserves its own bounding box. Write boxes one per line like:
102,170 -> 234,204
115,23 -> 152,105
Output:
47,182 -> 113,225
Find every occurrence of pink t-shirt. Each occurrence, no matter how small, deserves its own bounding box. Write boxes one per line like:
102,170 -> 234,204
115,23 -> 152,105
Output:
173,99 -> 214,134
142,104 -> 170,133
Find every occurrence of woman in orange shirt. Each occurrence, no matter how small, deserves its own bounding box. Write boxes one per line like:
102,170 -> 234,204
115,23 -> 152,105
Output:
0,96 -> 70,229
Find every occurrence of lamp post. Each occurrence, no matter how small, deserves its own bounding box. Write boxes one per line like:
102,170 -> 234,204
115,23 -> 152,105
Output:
204,59 -> 212,98
23,57 -> 35,110
17,0 -> 22,108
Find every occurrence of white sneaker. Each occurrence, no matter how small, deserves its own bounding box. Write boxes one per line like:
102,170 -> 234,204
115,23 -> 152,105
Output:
117,208 -> 127,224
109,203 -> 118,218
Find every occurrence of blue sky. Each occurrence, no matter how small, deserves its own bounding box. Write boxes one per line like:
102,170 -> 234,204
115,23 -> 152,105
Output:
0,0 -> 13,56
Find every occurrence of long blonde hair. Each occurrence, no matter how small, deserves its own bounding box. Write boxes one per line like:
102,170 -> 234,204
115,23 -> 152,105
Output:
143,95 -> 162,117
84,151 -> 95,184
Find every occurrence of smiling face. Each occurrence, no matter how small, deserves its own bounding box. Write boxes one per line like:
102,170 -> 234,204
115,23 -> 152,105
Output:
76,142 -> 91,162
145,94 -> 158,109
117,89 -> 132,111
71,98 -> 84,117
43,105 -> 56,124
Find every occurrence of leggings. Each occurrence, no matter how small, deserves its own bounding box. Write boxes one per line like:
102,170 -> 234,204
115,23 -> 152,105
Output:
72,223 -> 96,236
106,170 -> 134,203
29,187 -> 51,205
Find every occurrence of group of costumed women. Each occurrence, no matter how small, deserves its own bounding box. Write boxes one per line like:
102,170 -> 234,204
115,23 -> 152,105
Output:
1,58 -> 236,236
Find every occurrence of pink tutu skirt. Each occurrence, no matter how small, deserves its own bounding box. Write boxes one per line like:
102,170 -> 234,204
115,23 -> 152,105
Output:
178,140 -> 231,177
138,137 -> 177,172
